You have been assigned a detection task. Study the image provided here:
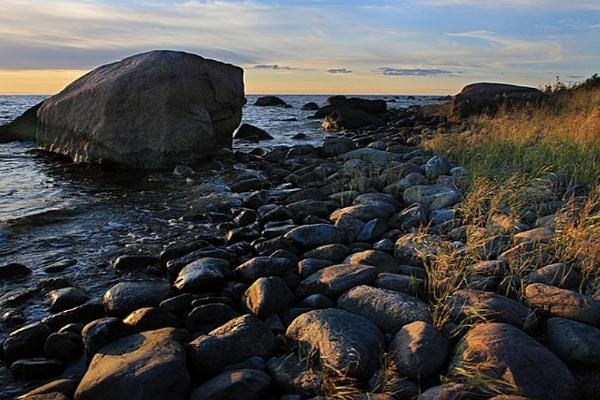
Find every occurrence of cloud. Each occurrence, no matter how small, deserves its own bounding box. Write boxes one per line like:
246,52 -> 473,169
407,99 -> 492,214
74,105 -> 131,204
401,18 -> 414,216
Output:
253,64 -> 294,70
328,68 -> 352,74
378,67 -> 454,76
420,0 -> 600,9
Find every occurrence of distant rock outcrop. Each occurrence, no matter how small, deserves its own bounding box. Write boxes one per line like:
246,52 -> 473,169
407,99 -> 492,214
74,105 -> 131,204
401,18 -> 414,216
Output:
36,50 -> 244,169
451,82 -> 545,119
233,123 -> 274,141
254,96 -> 290,107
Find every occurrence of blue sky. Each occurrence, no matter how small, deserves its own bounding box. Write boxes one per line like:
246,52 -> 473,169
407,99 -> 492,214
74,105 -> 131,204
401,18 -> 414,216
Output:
0,0 -> 599,94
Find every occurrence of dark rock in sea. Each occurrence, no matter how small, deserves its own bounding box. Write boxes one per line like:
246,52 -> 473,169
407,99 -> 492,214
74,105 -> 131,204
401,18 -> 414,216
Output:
292,133 -> 307,140
103,281 -> 171,317
190,368 -> 272,400
82,317 -> 131,355
449,322 -> 575,400
11,357 -> 64,381
42,301 -> 106,330
187,314 -> 277,379
286,308 -> 384,379
2,322 -> 52,362
44,258 -> 77,273
75,328 -> 190,400
234,123 -> 274,141
48,287 -> 90,313
254,96 -> 289,107
0,262 -> 31,280
322,108 -> 382,131
174,258 -> 231,292
327,95 -> 347,105
0,101 -> 43,143
112,255 -> 159,271
36,50 -> 244,168
337,285 -> 431,333
452,82 -> 545,120
301,102 -> 319,110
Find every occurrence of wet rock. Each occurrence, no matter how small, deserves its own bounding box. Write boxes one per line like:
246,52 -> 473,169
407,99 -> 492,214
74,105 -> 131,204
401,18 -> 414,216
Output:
373,238 -> 394,252
286,308 -> 384,379
82,317 -> 131,355
188,314 -> 277,379
2,322 -> 52,362
525,263 -> 579,289
48,287 -> 90,313
75,328 -> 190,400
254,96 -> 288,107
338,285 -> 431,333
190,368 -> 271,400
448,289 -> 535,329
44,258 -> 77,273
296,263 -> 378,298
42,301 -> 105,330
159,293 -> 193,316
376,273 -> 424,295
44,332 -> 83,361
174,258 -> 231,292
525,283 -> 600,325
304,243 -> 350,262
546,317 -> 600,366
235,256 -> 295,281
0,262 -> 31,280
11,358 -> 63,381
449,322 -> 574,400
425,156 -> 451,179
112,255 -> 159,271
103,281 -> 171,317
330,202 -> 396,223
242,276 -> 295,318
267,354 -> 323,396
234,209 -> 257,226
390,321 -> 448,380
403,184 -> 462,211
234,123 -> 274,141
302,102 -> 319,110
186,303 -> 239,333
123,307 -> 181,332
173,165 -> 195,178
284,224 -> 346,248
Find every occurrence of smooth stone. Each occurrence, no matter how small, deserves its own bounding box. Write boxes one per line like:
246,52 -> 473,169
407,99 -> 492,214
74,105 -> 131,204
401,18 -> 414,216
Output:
174,258 -> 231,291
376,273 -> 424,296
48,287 -> 90,313
186,303 -> 239,333
337,285 -> 431,333
525,283 -> 600,326
298,258 -> 334,277
525,263 -> 579,289
344,250 -> 399,273
112,255 -> 158,270
103,281 -> 171,317
11,358 -> 63,381
235,256 -> 295,281
389,203 -> 428,231
3,322 -> 52,362
546,317 -> 600,366
283,224 -> 346,248
187,314 -> 277,379
296,263 -> 378,298
304,244 -> 350,263
75,328 -> 190,400
0,262 -> 31,280
394,233 -> 445,267
403,184 -> 462,210
190,368 -> 271,400
242,276 -> 295,318
390,321 -> 448,380
286,308 -> 384,379
267,354 -> 323,396
42,301 -> 105,330
449,323 -> 575,400
82,317 -> 131,355
43,332 -> 83,361
122,307 -> 181,332
425,156 -> 451,179
329,202 -> 395,223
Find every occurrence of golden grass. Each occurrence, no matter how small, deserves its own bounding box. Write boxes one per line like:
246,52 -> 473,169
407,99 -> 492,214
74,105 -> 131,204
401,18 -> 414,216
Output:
426,84 -> 600,187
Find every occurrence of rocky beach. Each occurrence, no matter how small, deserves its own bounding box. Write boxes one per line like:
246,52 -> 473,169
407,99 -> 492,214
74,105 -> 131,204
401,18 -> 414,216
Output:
1,50 -> 600,400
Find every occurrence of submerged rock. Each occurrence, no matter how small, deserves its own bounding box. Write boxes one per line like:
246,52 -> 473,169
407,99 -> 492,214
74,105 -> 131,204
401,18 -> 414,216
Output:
36,50 -> 244,168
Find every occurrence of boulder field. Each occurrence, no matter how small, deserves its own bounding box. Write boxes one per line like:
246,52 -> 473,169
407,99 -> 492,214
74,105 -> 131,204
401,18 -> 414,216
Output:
4,101 -> 598,399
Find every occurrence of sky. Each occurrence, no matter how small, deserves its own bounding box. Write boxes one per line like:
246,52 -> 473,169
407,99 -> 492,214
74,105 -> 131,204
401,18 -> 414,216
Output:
0,0 -> 599,95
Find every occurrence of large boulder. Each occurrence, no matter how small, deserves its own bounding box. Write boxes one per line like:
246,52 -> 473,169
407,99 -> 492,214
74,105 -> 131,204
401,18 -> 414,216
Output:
449,322 -> 575,400
36,50 -> 244,168
74,328 -> 190,400
0,102 -> 44,142
286,308 -> 384,379
451,82 -> 545,120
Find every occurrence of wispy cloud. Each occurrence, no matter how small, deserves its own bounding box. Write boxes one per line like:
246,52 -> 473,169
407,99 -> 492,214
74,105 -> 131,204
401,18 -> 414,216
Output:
378,67 -> 454,76
420,0 -> 600,9
253,64 -> 295,70
328,68 -> 352,74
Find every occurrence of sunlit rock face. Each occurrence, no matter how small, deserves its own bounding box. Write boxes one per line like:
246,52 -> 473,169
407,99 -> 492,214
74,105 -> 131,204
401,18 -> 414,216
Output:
37,50 -> 244,169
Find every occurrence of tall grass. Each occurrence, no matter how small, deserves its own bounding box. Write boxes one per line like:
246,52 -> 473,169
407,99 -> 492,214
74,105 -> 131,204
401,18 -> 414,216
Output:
427,77 -> 600,187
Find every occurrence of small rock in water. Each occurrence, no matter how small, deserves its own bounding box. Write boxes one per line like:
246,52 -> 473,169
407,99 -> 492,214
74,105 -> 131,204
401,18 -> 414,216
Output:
0,262 -> 31,280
